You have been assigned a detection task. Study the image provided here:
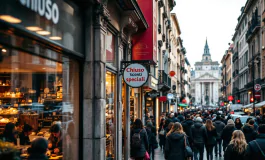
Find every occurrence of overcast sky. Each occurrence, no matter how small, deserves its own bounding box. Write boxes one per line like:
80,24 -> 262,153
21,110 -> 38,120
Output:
172,0 -> 247,68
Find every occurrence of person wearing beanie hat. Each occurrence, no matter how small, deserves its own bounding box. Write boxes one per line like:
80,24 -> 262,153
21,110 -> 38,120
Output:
191,116 -> 207,160
221,119 -> 236,153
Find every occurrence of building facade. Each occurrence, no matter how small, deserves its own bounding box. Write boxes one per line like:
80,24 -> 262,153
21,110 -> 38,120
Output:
192,40 -> 221,107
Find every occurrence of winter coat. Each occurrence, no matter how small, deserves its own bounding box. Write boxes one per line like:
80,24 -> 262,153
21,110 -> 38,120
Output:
246,134 -> 265,160
19,132 -> 30,145
171,117 -> 180,123
181,119 -> 194,144
224,144 -> 247,160
158,124 -> 166,146
213,120 -> 225,140
191,122 -> 207,144
242,124 -> 258,143
130,128 -> 149,158
178,115 -> 185,122
146,126 -> 157,145
206,128 -> 217,146
222,124 -> 236,151
165,133 -> 187,160
235,123 -> 243,130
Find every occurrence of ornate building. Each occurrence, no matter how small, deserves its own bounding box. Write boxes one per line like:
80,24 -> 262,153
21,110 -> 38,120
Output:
191,39 -> 221,106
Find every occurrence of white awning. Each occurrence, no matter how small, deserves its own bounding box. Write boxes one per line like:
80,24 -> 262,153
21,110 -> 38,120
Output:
255,101 -> 265,108
230,104 -> 243,110
243,103 -> 253,108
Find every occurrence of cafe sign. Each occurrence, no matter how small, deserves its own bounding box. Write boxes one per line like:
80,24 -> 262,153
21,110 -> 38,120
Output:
123,63 -> 149,88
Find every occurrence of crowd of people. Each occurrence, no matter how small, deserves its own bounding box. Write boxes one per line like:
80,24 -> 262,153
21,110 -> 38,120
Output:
130,110 -> 265,160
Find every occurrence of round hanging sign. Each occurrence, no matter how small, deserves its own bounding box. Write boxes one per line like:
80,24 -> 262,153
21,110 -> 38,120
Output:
123,63 -> 149,88
169,71 -> 176,77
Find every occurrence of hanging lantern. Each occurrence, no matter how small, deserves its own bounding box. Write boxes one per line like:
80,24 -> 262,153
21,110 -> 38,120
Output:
182,99 -> 186,103
169,71 -> 176,77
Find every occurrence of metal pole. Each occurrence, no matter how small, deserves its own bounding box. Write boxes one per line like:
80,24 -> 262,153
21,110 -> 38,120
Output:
125,85 -> 130,160
252,56 -> 256,115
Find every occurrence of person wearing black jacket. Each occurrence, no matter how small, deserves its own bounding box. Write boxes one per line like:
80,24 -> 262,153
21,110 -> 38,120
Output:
246,124 -> 265,160
242,119 -> 258,143
235,118 -> 243,130
165,122 -> 188,160
222,119 -> 236,152
158,118 -> 166,151
130,119 -> 149,160
19,123 -> 33,145
146,122 -> 157,160
181,114 -> 194,149
28,138 -> 49,160
205,120 -> 217,160
191,117 -> 207,160
213,116 -> 225,157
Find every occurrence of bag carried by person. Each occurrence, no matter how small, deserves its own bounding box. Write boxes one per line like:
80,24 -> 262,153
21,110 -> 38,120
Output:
144,151 -> 150,160
131,129 -> 143,148
159,127 -> 165,135
184,135 -> 193,158
254,140 -> 265,158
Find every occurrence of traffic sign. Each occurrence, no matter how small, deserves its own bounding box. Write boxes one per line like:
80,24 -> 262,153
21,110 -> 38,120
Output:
167,93 -> 174,100
255,84 -> 261,91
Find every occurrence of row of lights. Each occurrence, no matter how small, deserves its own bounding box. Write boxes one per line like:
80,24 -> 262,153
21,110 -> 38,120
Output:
0,15 -> 62,40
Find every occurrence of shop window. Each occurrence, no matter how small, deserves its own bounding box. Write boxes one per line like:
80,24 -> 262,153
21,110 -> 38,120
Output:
0,45 -> 79,160
106,71 -> 116,159
106,32 -> 116,67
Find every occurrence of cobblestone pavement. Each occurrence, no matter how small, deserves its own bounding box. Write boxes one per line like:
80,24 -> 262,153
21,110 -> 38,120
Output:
154,147 -> 225,160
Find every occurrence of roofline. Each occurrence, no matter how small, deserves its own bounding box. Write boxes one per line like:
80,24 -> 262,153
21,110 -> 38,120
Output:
171,13 -> 181,35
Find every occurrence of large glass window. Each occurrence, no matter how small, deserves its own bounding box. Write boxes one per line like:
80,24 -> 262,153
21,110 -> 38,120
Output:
0,44 -> 79,160
106,71 -> 115,159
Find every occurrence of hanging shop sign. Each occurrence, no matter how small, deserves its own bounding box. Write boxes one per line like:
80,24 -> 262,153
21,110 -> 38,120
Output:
123,63 -> 149,88
19,0 -> 59,24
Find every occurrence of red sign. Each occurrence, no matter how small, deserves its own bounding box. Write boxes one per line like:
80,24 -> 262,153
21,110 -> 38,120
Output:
255,84 -> 261,91
255,92 -> 261,99
132,0 -> 157,64
123,64 -> 149,88
159,96 -> 167,102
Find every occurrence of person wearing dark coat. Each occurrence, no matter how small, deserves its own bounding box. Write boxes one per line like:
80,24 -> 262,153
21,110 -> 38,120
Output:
130,119 -> 149,160
222,119 -> 236,152
48,124 -> 65,154
213,116 -> 225,157
19,123 -> 33,145
235,118 -> 243,130
1,122 -> 17,145
28,138 -> 49,160
242,119 -> 258,143
165,122 -> 189,160
191,117 -> 207,160
181,114 -> 194,148
224,130 -> 247,160
146,122 -> 157,160
158,119 -> 166,151
246,124 -> 265,160
206,120 -> 217,160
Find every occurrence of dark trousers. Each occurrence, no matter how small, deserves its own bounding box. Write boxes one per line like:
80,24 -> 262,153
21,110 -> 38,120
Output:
215,139 -> 222,156
193,143 -> 204,160
206,145 -> 214,160
148,145 -> 155,160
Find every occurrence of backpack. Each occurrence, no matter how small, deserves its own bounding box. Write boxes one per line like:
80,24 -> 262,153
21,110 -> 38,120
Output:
131,129 -> 143,148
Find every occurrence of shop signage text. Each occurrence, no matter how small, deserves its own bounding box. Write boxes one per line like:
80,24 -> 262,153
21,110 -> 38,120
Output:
123,64 -> 148,88
19,0 -> 59,24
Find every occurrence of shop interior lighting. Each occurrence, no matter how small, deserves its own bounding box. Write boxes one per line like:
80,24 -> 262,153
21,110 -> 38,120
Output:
36,30 -> 51,36
15,68 -> 18,70
49,36 -> 62,40
26,26 -> 42,31
1,49 -> 7,53
0,15 -> 21,23
42,68 -> 46,70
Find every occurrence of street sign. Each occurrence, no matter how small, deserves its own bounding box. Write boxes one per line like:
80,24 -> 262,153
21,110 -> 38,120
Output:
255,84 -> 261,91
167,93 -> 174,100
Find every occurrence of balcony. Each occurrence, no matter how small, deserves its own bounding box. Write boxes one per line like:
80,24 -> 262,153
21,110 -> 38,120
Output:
158,70 -> 171,91
246,12 -> 261,42
232,52 -> 238,62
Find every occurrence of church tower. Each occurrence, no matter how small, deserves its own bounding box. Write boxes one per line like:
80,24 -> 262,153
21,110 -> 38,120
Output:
202,38 -> 212,62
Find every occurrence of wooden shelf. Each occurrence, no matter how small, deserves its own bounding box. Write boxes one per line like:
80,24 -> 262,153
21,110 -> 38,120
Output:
0,97 -> 23,99
0,85 -> 11,87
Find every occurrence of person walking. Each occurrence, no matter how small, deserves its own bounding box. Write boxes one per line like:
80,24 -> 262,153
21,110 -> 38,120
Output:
146,122 -> 157,160
246,124 -> 265,160
222,119 -> 236,152
130,119 -> 149,160
191,117 -> 207,160
235,118 -> 243,130
224,130 -> 248,160
165,122 -> 189,160
213,116 -> 225,157
242,119 -> 258,143
182,114 -> 194,150
205,119 -> 217,160
158,118 -> 166,151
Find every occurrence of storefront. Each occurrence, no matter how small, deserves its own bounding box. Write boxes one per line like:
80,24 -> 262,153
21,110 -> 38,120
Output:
0,0 -> 82,159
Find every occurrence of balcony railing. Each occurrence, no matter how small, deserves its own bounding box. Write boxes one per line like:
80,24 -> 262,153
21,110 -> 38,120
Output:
246,11 -> 261,42
232,52 -> 238,62
158,70 -> 171,90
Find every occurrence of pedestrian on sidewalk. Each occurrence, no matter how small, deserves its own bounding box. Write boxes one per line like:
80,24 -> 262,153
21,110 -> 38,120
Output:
164,122 -> 188,160
224,130 -> 247,160
222,119 -> 236,152
146,122 -> 157,160
130,119 -> 149,160
182,114 -> 194,150
246,124 -> 265,160
158,118 -> 166,151
242,119 -> 258,143
191,117 -> 207,160
213,116 -> 225,157
205,119 -> 217,160
235,118 -> 243,130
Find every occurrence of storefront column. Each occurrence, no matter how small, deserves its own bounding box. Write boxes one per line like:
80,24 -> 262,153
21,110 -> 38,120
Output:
83,4 -> 109,160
